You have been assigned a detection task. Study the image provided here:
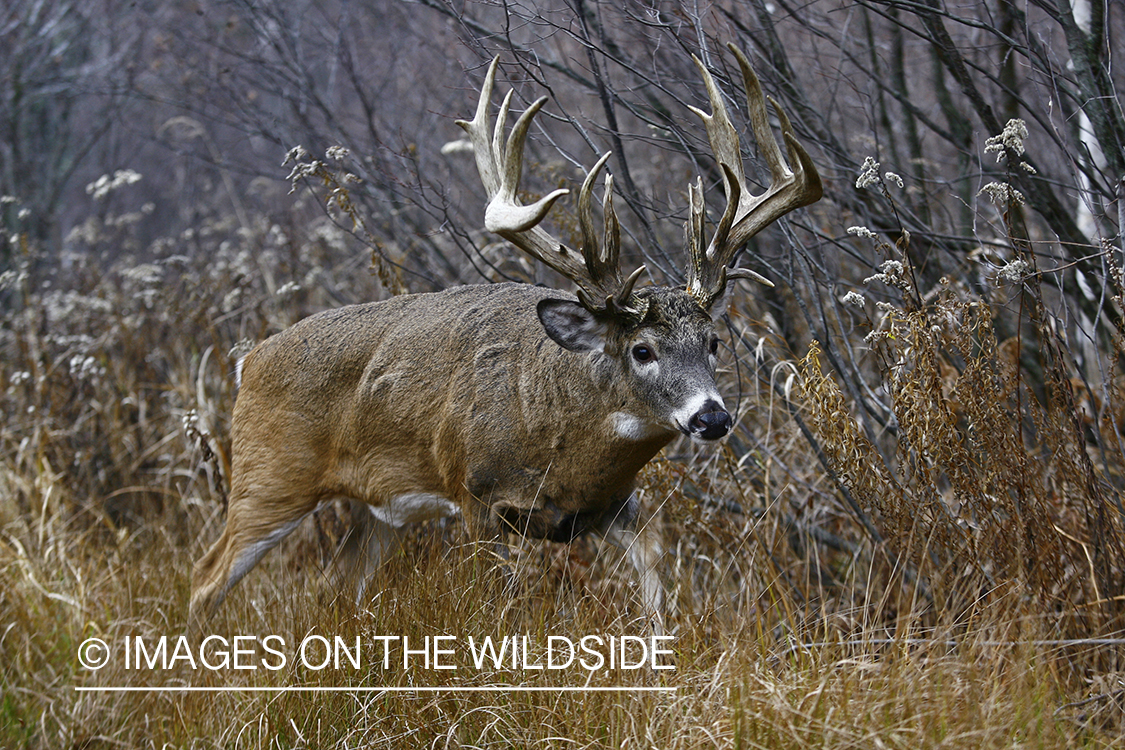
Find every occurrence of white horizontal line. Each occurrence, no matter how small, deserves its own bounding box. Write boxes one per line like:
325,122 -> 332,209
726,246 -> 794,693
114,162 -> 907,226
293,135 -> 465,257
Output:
75,686 -> 676,693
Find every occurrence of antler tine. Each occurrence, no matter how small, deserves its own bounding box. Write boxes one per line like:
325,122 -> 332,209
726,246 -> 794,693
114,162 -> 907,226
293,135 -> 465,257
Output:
460,57 -> 502,195
457,56 -> 646,317
686,177 -> 706,293
578,151 -> 613,272
730,45 -> 789,189
603,175 -> 647,311
685,44 -> 823,309
575,154 -> 647,314
601,172 -> 621,272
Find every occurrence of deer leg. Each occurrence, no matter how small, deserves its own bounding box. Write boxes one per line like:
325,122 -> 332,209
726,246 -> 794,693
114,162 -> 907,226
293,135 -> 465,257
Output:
334,493 -> 462,605
188,493 -> 318,636
598,494 -> 666,637
329,506 -> 399,605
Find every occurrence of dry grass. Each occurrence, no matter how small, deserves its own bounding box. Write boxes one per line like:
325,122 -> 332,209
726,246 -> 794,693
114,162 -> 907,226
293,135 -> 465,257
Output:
2,511 -> 1112,749
3,168 -> 1125,748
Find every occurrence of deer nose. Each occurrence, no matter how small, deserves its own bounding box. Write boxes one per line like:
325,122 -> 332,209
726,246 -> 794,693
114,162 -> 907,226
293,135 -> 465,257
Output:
689,400 -> 731,440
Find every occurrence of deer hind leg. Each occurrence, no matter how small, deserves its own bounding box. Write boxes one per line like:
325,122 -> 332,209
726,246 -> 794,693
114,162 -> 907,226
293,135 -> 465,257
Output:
188,492 -> 318,636
598,494 -> 666,637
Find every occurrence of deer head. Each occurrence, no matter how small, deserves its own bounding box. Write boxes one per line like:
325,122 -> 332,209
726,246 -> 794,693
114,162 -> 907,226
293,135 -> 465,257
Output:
456,47 -> 820,439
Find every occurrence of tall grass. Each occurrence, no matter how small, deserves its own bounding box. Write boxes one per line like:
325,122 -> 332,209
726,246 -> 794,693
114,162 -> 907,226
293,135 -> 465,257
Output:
2,147 -> 1124,747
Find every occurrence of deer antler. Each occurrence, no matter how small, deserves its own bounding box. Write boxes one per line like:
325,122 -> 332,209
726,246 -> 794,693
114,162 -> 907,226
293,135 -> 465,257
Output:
685,44 -> 823,310
457,57 -> 646,318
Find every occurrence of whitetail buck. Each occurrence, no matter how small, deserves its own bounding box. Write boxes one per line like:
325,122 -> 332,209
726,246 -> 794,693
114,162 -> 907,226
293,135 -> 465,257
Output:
188,44 -> 821,634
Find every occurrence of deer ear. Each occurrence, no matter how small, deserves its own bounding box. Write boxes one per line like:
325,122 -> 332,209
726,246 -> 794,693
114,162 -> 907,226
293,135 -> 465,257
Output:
537,298 -> 610,353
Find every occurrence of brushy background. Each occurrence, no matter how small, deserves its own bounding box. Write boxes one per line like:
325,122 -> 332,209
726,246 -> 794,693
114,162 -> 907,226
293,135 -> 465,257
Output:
3,0 -> 1125,747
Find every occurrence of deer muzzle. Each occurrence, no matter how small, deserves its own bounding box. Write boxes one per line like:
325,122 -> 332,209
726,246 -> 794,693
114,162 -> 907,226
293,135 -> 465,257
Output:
688,399 -> 731,441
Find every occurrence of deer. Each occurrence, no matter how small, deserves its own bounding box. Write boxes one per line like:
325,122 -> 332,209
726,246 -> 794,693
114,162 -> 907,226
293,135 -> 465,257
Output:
187,44 -> 821,636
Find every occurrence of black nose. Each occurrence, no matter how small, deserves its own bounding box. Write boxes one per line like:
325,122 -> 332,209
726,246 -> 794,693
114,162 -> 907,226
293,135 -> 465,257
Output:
689,400 -> 731,440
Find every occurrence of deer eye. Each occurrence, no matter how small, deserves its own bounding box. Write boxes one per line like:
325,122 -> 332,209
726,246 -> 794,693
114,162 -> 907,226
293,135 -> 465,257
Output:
710,337 -> 720,356
632,344 -> 656,364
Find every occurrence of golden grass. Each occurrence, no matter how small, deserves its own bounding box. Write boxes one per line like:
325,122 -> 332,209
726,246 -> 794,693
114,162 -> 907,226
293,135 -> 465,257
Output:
0,504 -> 1113,748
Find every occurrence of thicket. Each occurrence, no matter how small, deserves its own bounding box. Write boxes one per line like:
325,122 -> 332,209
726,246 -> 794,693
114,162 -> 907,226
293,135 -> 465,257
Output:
3,0 -> 1125,746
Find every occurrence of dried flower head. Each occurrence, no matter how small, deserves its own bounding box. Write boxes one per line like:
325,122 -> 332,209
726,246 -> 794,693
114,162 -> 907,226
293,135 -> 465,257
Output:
998,258 -> 1030,284
855,157 -> 881,189
282,146 -> 310,166
276,280 -> 302,298
978,182 -> 1026,206
864,259 -> 909,290
86,170 -> 142,200
984,119 -> 1028,162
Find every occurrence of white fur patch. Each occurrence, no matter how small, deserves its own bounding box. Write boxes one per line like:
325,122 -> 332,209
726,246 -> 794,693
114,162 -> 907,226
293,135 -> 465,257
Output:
610,412 -> 665,441
368,493 -> 459,528
228,512 -> 311,588
670,391 -> 725,433
235,356 -> 247,390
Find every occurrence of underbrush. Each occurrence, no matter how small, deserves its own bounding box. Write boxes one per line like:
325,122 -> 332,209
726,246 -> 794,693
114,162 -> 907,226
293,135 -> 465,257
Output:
3,151 -> 1125,747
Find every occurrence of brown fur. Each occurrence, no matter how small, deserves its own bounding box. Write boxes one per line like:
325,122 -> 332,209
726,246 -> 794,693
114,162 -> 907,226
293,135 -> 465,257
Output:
188,283 -> 722,634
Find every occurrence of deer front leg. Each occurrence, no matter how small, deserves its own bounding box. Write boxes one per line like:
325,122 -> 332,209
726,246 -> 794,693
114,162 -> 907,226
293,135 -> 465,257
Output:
343,493 -> 462,603
598,493 -> 666,637
328,503 -> 399,605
